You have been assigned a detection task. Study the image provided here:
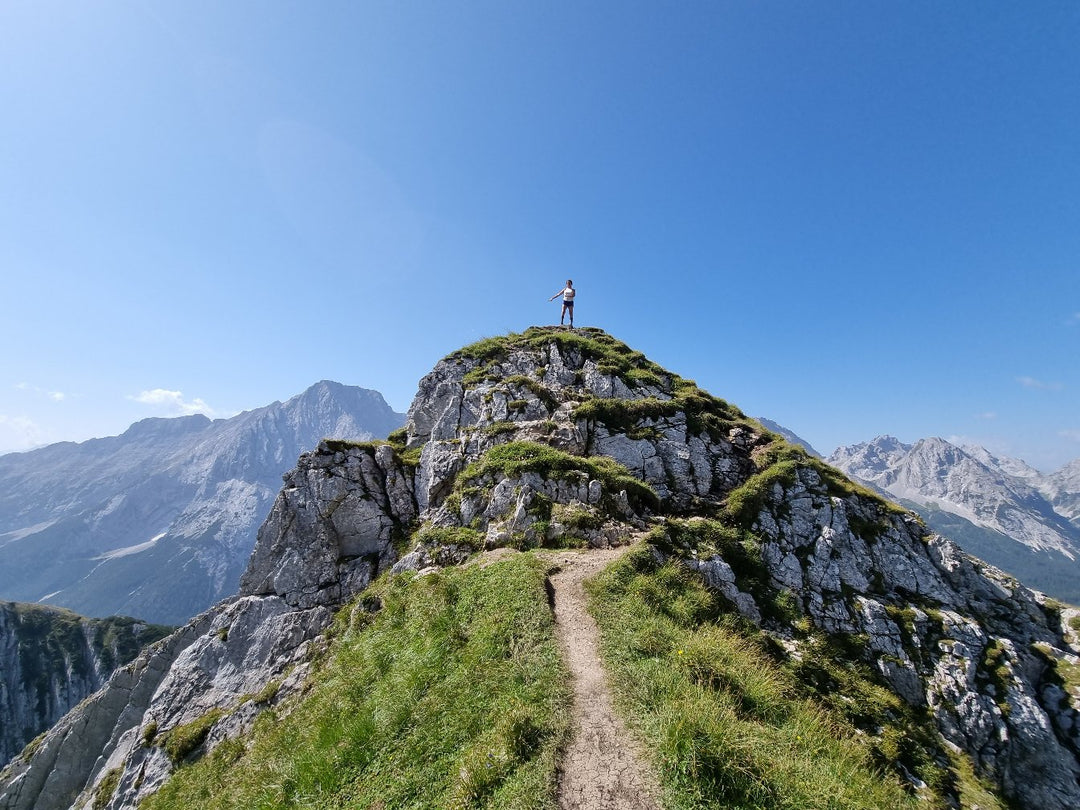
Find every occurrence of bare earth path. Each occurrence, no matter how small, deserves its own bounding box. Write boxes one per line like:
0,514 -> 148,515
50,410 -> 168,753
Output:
546,546 -> 662,810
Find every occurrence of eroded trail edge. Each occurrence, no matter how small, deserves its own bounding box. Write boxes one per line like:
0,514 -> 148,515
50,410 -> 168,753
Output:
547,546 -> 662,810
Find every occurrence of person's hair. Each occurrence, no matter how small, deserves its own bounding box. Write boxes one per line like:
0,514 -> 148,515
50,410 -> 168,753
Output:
566,279 -> 573,285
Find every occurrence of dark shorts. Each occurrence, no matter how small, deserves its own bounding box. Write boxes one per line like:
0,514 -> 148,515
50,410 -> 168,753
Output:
563,299 -> 574,308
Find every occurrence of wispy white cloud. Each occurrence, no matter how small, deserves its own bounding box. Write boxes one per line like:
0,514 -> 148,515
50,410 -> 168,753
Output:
1060,429 -> 1080,443
130,389 -> 217,417
15,382 -> 66,401
974,411 -> 997,420
1016,376 -> 1063,391
0,414 -> 52,453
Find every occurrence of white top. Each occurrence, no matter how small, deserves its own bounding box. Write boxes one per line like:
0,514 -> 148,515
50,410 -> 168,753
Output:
562,287 -> 575,301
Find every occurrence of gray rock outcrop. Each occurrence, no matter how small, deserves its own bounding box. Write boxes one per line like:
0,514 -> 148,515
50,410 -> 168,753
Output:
733,465 -> 1080,809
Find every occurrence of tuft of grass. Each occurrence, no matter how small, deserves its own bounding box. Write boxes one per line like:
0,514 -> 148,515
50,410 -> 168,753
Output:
159,708 -> 227,764
484,420 -> 519,438
946,748 -> 1007,810
239,678 -> 282,707
320,437 -> 386,454
415,525 -> 485,552
1069,614 -> 1080,636
92,768 -> 122,810
586,547 -> 964,810
723,461 -> 800,530
143,555 -> 571,810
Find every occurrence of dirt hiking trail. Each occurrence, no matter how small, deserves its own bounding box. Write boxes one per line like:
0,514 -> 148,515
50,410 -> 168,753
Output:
546,546 -> 662,810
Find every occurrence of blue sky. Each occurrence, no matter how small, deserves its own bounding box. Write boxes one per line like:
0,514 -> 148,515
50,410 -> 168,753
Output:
2,1 -> 1078,471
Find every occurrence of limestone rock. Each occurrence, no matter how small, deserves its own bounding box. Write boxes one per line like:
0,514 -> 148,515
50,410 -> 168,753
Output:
240,441 -> 416,608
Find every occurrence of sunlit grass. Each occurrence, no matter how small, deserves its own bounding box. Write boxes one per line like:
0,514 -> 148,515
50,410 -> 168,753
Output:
143,554 -> 570,810
586,546 -> 937,810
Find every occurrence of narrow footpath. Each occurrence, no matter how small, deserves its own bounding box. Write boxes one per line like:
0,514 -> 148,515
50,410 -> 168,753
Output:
546,546 -> 662,810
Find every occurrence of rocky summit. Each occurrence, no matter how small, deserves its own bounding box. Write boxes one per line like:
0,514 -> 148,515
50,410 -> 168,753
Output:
3,328 -> 1079,810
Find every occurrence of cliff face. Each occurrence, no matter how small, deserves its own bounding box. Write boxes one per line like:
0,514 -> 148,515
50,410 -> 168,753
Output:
3,328 -> 1079,810
0,604 -> 171,767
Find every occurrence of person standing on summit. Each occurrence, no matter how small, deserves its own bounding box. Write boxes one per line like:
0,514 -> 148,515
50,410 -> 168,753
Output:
549,279 -> 575,327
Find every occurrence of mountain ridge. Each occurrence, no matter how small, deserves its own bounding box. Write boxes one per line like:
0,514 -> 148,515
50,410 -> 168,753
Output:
828,434 -> 1080,602
0,381 -> 405,623
3,328 -> 1078,810
0,602 -> 171,767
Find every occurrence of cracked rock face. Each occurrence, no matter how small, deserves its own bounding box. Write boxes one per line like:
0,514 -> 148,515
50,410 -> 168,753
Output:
240,441 -> 416,608
735,466 -> 1080,810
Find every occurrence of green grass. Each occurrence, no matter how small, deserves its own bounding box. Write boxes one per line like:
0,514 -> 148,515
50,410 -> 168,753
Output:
142,554 -> 570,810
722,461 -> 801,530
92,768 -> 122,810
160,708 -> 227,764
319,438 -> 385,454
585,547 -> 957,810
444,327 -> 681,397
415,525 -> 485,551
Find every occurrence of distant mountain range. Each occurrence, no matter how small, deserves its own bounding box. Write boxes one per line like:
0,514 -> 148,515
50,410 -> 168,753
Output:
829,436 -> 1080,603
0,382 -> 405,624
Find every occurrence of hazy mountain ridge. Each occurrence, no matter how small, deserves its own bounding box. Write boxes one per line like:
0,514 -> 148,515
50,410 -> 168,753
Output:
3,330 -> 1078,810
828,435 -> 1080,602
0,382 -> 405,624
1041,459 -> 1080,527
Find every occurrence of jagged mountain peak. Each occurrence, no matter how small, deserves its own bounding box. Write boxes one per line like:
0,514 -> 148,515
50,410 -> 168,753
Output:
829,434 -> 1080,606
0,382 -> 406,625
6,330 -> 1080,810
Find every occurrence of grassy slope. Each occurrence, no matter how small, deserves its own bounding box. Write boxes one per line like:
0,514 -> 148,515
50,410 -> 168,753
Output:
585,547 -> 1005,810
142,555 -> 570,810
143,543 -> 1006,810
